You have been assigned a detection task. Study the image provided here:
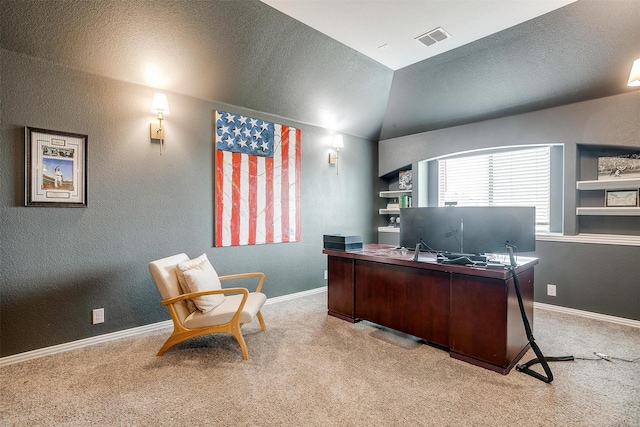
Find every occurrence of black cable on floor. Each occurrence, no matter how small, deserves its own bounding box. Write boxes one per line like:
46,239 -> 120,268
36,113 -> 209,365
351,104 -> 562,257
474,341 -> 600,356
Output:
574,353 -> 640,363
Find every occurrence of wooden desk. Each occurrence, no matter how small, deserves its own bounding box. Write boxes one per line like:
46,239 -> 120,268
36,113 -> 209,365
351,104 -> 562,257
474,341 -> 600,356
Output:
323,244 -> 537,374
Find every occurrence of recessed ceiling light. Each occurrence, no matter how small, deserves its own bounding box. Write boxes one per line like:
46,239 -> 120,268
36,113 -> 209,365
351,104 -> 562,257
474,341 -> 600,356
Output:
415,27 -> 451,47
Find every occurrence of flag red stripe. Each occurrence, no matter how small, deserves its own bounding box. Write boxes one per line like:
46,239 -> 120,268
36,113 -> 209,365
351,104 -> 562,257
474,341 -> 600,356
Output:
281,126 -> 290,242
265,157 -> 274,243
231,152 -> 241,247
215,149 -> 225,247
248,155 -> 257,245
295,128 -> 302,242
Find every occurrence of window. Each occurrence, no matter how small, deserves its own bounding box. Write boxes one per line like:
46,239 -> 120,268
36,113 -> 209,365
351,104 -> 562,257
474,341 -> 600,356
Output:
438,146 -> 551,233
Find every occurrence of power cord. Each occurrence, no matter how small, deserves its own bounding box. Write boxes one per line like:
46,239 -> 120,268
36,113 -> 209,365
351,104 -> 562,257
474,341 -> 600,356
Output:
574,352 -> 640,363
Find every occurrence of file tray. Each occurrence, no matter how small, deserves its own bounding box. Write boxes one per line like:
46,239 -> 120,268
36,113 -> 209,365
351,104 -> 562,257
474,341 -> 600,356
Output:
323,234 -> 363,251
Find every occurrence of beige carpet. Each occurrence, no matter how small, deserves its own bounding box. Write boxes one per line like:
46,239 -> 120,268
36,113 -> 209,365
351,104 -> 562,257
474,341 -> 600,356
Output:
1,291 -> 639,426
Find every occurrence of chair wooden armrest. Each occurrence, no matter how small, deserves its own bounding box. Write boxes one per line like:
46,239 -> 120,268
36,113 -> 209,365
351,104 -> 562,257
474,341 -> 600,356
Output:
161,287 -> 249,306
219,272 -> 265,293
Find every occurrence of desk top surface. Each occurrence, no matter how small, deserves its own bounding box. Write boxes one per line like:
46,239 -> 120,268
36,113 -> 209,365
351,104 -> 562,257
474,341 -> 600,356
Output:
323,243 -> 538,279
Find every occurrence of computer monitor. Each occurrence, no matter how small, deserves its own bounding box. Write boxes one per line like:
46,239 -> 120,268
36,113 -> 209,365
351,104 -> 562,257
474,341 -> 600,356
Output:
399,206 -> 535,254
399,207 -> 463,253
461,206 -> 536,254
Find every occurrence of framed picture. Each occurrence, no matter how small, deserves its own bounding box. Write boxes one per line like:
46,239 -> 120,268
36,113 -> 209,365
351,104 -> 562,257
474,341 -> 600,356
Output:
605,190 -> 638,207
399,170 -> 412,190
25,127 -> 87,207
597,153 -> 640,180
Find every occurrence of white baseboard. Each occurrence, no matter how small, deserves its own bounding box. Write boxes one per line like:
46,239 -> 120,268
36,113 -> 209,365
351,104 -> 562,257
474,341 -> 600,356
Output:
0,320 -> 173,367
4,289 -> 635,367
264,286 -> 326,305
0,286 -> 328,367
534,302 -> 640,329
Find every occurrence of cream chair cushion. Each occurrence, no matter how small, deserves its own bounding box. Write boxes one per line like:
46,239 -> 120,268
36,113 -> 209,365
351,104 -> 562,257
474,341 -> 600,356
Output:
177,254 -> 225,313
183,292 -> 267,329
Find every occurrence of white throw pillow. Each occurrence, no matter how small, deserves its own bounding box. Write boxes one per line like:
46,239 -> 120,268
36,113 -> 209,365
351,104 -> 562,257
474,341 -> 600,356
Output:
176,254 -> 225,313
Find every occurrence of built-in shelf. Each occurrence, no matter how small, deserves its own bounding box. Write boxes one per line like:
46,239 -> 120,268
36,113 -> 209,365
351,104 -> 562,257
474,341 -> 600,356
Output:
378,226 -> 400,233
378,173 -> 412,243
379,190 -> 412,198
379,208 -> 400,215
576,207 -> 640,216
576,178 -> 640,191
575,178 -> 640,217
379,191 -> 409,233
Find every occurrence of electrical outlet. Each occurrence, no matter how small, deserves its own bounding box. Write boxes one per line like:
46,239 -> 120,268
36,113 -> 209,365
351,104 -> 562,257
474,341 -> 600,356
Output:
324,270 -> 328,280
92,308 -> 104,324
547,284 -> 557,297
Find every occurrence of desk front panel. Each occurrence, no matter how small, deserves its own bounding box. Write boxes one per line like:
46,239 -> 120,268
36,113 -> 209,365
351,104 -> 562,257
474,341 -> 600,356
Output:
354,260 -> 450,347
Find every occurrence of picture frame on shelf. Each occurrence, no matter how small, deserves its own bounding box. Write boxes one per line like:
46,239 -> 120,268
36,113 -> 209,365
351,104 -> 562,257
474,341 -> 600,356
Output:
398,170 -> 412,190
25,127 -> 88,207
605,190 -> 638,207
597,153 -> 640,180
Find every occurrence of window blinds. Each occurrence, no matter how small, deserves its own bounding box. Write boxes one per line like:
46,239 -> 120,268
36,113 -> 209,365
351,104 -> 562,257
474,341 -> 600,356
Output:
438,146 -> 551,232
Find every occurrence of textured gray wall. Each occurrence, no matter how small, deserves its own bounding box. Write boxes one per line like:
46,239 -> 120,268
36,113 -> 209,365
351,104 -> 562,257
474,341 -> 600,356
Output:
0,49 -> 384,357
535,241 -> 640,320
378,92 -> 640,321
0,0 -> 393,141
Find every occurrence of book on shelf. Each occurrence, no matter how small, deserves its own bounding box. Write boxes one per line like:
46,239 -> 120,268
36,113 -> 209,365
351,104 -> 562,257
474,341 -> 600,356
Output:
386,203 -> 399,209
399,195 -> 412,208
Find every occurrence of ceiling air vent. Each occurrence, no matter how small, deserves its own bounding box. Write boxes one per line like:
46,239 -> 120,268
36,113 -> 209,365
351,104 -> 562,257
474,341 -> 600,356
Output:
415,27 -> 451,47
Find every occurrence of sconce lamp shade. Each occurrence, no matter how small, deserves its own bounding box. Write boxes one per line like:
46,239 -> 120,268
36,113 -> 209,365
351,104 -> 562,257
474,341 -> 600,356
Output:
628,58 -> 640,87
151,93 -> 170,114
333,134 -> 344,149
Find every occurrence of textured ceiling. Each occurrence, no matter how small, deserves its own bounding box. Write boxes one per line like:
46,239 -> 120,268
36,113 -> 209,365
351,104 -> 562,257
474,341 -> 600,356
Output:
380,0 -> 640,140
1,1 -> 640,142
261,0 -> 576,70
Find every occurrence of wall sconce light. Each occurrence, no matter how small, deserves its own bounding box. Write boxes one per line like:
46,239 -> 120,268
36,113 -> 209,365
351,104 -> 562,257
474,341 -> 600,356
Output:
150,93 -> 170,155
328,134 -> 344,174
628,58 -> 640,87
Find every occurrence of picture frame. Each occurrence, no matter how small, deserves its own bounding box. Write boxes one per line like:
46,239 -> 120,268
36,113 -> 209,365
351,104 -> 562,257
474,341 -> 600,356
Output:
25,127 -> 88,207
597,153 -> 640,180
605,190 -> 638,207
398,170 -> 412,190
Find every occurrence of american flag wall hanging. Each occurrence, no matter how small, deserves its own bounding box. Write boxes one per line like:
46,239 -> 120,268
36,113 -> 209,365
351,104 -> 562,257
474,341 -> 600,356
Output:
214,111 -> 301,247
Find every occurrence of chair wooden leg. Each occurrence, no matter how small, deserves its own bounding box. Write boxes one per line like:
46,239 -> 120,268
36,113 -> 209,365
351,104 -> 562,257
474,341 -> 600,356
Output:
155,308 -> 264,360
257,311 -> 266,331
157,338 -> 174,356
157,331 -> 186,356
230,325 -> 250,360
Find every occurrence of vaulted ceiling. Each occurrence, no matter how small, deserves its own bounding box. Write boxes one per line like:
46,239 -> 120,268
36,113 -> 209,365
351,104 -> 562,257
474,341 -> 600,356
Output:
379,0 -> 640,139
2,1 -> 639,142
261,0 -> 576,70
